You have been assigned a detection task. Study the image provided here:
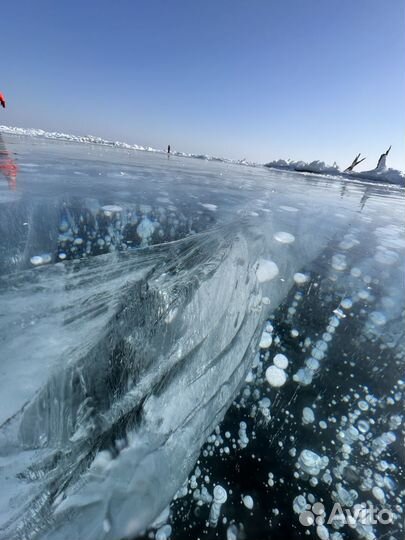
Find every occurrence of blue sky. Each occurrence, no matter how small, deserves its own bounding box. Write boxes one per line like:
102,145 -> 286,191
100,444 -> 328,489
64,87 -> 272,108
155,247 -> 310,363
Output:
1,0 -> 404,170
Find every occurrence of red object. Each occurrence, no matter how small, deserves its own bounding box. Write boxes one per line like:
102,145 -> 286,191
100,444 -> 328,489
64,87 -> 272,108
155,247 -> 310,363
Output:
0,93 -> 6,108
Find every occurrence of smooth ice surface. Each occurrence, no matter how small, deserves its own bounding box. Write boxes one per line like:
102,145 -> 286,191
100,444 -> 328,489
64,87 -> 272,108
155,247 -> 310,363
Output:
0,132 -> 404,540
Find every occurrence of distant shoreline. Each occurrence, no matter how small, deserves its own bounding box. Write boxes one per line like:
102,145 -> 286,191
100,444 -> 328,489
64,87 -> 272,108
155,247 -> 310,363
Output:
1,125 -> 404,187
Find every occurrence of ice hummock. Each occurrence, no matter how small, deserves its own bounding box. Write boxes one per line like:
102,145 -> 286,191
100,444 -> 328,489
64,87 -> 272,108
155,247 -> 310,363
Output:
265,159 -> 341,176
265,158 -> 405,186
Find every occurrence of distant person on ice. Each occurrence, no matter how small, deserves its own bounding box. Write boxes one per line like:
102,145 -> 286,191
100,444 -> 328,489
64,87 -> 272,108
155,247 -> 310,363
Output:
0,92 -> 6,108
167,144 -> 171,155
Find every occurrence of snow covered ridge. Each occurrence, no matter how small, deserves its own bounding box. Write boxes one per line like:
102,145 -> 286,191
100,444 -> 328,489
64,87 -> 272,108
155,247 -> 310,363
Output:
0,124 -> 156,152
265,159 -> 341,175
353,167 -> 405,186
0,125 -> 252,165
265,158 -> 405,186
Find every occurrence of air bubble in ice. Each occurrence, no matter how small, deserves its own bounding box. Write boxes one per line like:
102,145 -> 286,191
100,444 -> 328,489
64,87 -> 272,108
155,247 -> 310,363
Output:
369,311 -> 387,326
294,273 -> 309,285
331,254 -> 347,271
316,524 -> 330,540
273,353 -> 288,369
293,495 -> 307,514
274,231 -> 295,244
256,259 -> 279,283
259,331 -> 273,349
293,368 -> 313,386
30,253 -> 52,266
266,366 -> 287,387
155,524 -> 172,540
297,450 -> 328,476
200,203 -> 217,211
302,407 -> 315,424
102,205 -> 123,215
209,485 -> 227,527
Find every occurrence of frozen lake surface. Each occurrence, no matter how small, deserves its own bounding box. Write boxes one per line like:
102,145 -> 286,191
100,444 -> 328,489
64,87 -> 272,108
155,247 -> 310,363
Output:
0,134 -> 404,540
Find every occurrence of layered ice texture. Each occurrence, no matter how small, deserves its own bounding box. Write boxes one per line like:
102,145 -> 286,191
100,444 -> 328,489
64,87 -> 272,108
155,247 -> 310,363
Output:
0,132 -> 404,540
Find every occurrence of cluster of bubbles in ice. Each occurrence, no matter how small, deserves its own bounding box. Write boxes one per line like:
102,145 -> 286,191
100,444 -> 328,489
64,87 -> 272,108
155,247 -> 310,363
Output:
29,199 -> 217,266
141,213 -> 404,540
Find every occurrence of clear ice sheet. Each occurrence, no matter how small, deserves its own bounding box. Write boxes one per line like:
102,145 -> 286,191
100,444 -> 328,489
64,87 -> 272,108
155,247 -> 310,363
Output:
0,135 -> 404,539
